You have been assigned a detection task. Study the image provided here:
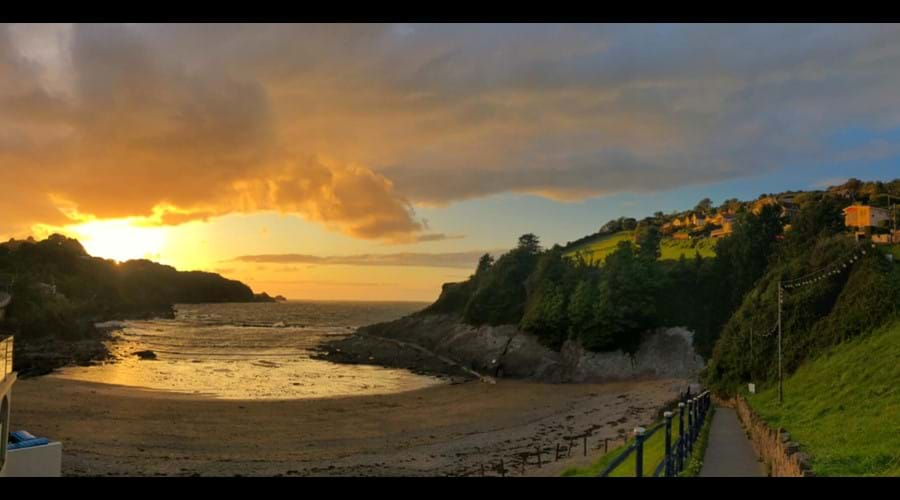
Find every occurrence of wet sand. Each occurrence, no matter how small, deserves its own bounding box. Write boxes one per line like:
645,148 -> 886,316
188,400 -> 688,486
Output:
10,376 -> 688,476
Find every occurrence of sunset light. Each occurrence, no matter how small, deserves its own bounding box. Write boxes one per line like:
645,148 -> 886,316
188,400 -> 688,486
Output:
63,218 -> 168,263
1,21 -> 899,480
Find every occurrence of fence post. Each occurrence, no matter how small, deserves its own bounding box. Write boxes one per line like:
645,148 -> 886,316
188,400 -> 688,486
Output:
664,411 -> 673,477
695,398 -> 701,440
677,402 -> 685,473
634,427 -> 646,478
687,399 -> 694,455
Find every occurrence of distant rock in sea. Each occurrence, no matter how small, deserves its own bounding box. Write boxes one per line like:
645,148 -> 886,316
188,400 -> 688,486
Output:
134,350 -> 157,360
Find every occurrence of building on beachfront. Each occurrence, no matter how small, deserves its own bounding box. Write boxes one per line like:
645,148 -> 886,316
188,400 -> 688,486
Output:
843,205 -> 891,229
1,330 -> 63,477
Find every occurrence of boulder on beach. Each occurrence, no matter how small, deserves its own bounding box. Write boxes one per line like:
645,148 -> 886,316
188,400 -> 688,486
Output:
134,350 -> 157,360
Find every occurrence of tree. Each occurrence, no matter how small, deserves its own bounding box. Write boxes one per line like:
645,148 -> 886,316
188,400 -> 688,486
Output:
517,234 -> 541,254
585,241 -> 663,353
634,224 -> 662,261
695,198 -> 713,213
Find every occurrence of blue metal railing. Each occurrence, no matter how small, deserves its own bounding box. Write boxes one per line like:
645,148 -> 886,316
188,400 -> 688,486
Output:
598,390 -> 712,477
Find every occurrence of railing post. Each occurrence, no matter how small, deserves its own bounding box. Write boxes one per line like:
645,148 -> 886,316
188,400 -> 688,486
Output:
634,427 -> 646,478
695,397 -> 701,439
687,399 -> 694,455
664,411 -> 673,477
677,402 -> 685,473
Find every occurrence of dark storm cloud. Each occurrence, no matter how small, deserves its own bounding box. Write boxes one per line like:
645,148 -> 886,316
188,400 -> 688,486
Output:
4,23 -> 900,235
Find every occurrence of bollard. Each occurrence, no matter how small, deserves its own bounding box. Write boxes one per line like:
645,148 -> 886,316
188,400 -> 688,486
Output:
556,443 -> 560,461
500,459 -> 505,477
536,447 -> 542,468
583,435 -> 587,457
634,427 -> 646,478
481,463 -> 485,477
604,437 -> 609,454
664,411 -> 673,477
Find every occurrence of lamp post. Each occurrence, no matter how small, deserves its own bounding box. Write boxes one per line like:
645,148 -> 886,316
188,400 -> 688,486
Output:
778,280 -> 783,404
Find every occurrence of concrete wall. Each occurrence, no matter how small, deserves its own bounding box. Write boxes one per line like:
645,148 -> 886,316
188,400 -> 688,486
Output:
0,442 -> 63,477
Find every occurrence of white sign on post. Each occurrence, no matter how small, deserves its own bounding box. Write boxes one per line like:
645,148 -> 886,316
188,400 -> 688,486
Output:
748,383 -> 756,394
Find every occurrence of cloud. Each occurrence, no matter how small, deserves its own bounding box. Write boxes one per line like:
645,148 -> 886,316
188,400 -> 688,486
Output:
5,23 -> 900,238
230,249 -> 502,269
251,279 -> 398,287
0,23 -> 422,241
413,233 -> 465,243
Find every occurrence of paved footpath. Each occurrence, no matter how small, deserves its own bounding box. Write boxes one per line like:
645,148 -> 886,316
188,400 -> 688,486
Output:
699,407 -> 767,477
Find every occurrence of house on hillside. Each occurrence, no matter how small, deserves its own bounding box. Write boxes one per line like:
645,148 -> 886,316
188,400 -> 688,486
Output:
690,213 -> 707,227
710,216 -> 736,239
672,232 -> 691,240
843,205 -> 891,228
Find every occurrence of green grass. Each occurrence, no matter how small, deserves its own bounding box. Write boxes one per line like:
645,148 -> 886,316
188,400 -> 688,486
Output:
883,244 -> 900,261
659,237 -> 717,260
564,231 -> 716,266
744,319 -> 900,476
564,231 -> 635,265
562,418 -> 683,477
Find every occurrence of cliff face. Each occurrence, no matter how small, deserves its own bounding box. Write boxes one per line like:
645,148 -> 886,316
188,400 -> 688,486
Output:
321,313 -> 704,383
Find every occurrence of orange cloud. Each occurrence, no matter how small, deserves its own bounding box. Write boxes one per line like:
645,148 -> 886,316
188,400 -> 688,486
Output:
0,24 -> 424,242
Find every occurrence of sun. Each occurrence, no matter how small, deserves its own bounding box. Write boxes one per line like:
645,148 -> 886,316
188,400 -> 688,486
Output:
65,218 -> 168,263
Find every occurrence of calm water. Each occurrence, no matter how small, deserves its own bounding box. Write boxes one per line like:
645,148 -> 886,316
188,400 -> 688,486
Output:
53,301 -> 444,400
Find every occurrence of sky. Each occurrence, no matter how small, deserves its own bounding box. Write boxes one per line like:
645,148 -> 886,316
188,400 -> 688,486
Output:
2,23 -> 900,301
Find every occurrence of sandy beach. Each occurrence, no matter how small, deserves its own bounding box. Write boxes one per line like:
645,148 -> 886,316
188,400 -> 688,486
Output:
10,376 -> 688,477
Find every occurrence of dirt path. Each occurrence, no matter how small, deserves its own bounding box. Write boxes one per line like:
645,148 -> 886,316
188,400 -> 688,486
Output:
10,376 -> 688,476
699,407 -> 766,477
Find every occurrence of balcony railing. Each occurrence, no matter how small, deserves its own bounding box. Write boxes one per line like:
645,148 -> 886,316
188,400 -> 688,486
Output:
0,335 -> 12,378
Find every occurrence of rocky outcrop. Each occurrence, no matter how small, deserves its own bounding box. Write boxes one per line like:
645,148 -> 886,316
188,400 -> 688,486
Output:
317,313 -> 704,383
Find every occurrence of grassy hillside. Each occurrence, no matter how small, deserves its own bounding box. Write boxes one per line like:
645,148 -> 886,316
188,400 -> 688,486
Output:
565,231 -> 716,265
744,319 -> 900,476
564,231 -> 634,265
660,237 -> 717,260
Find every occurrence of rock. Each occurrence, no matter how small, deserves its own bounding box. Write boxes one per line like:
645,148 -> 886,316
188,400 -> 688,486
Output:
784,441 -> 801,455
323,313 -> 704,383
780,431 -> 791,443
134,350 -> 157,360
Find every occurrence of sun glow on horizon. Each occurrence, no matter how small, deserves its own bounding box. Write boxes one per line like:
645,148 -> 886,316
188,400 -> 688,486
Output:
61,218 -> 168,263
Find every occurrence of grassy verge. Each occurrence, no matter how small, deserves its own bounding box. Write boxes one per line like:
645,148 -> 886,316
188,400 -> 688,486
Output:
561,417 -> 683,477
679,406 -> 715,476
744,319 -> 900,476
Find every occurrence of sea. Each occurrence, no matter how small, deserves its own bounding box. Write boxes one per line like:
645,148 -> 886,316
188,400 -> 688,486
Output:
52,301 -> 445,400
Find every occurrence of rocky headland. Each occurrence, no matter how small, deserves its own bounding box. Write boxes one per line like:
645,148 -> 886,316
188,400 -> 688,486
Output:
314,312 -> 704,384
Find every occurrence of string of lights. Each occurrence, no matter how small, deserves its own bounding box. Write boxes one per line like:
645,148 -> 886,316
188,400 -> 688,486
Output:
781,242 -> 875,290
